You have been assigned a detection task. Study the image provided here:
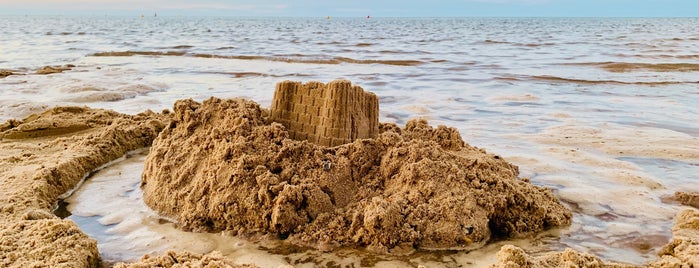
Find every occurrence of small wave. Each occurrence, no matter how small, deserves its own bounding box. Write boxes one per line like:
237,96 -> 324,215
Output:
216,46 -> 236,50
355,43 -> 372,47
482,39 -> 510,44
563,62 -> 699,72
192,53 -> 424,66
90,51 -> 424,66
497,75 -> 693,86
170,45 -> 193,49
378,50 -> 408,54
315,41 -> 343,45
231,72 -> 266,78
609,53 -> 699,60
202,71 -> 312,78
91,51 -> 186,57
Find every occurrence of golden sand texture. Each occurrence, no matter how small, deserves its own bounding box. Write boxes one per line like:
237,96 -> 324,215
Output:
490,209 -> 699,268
0,69 -> 16,78
115,251 -> 256,268
270,80 -> 379,147
0,106 -> 166,267
35,65 -> 72,75
649,209 -> 699,267
490,246 -> 637,268
141,96 -> 572,253
675,192 -> 699,209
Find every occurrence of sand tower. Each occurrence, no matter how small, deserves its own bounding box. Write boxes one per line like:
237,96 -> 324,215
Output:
270,80 -> 379,147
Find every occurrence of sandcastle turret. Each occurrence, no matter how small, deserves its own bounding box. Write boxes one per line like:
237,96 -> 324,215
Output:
270,80 -> 379,147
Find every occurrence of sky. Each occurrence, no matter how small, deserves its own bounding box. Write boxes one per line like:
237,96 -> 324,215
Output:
0,0 -> 697,17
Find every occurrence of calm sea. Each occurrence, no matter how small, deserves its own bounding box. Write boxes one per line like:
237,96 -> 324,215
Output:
2,16 -> 698,266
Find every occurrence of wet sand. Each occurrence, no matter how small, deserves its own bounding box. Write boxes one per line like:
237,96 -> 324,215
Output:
1,100 -> 697,267
0,106 -> 166,267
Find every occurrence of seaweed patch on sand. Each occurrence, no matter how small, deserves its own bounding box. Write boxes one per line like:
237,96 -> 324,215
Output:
141,80 -> 573,254
0,106 -> 166,267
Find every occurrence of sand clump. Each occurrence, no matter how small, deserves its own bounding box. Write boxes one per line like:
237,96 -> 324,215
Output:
490,209 -> 699,268
490,245 -> 637,268
115,251 -> 256,268
141,93 -> 572,253
1,69 -> 17,78
675,192 -> 699,209
35,65 -> 73,75
0,106 -> 166,267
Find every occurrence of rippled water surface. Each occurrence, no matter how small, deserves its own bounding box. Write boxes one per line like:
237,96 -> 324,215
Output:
2,16 -> 698,266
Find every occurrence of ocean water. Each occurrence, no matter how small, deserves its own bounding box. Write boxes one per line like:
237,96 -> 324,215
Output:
2,16 -> 699,266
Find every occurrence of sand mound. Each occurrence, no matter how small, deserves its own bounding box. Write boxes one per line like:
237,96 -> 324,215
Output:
115,251 -> 256,268
0,106 -> 167,267
142,97 -> 572,253
490,209 -> 699,268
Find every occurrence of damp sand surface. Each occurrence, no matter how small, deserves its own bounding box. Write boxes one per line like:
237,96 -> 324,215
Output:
0,106 -> 166,267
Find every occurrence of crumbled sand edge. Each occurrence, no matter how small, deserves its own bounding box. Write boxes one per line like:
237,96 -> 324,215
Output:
0,106 -> 166,267
674,192 -> 699,209
114,251 -> 257,268
489,208 -> 699,268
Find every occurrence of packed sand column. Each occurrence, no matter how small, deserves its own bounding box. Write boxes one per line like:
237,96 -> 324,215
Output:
270,80 -> 379,146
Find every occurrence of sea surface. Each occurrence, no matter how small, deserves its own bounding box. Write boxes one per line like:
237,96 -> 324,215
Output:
2,16 -> 698,267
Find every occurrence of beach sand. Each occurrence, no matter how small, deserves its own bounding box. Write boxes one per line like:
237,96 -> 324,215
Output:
0,99 -> 697,267
0,106 -> 165,267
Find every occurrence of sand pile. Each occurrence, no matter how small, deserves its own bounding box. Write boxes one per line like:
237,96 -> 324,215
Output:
490,208 -> 699,268
141,93 -> 572,253
115,251 -> 256,268
0,106 -> 166,267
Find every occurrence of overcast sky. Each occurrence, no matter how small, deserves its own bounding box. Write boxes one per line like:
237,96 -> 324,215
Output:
1,0 -> 697,17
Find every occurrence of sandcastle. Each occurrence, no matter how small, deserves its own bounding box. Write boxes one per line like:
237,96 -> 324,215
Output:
270,80 -> 378,146
140,80 -> 573,253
